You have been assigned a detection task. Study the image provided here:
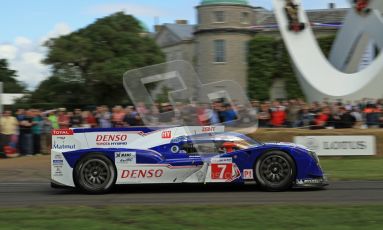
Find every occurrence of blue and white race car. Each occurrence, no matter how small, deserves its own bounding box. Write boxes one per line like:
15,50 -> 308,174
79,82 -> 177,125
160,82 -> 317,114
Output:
51,126 -> 327,193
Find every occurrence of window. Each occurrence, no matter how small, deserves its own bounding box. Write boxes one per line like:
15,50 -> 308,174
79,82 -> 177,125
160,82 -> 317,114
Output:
181,142 -> 221,155
214,40 -> 226,63
240,12 -> 250,24
213,11 -> 225,23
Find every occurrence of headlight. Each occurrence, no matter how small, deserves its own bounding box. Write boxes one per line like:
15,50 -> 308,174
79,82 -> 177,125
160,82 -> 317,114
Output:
308,150 -> 320,163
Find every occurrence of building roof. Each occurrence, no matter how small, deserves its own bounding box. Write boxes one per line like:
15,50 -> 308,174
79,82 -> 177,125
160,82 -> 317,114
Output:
201,0 -> 249,6
258,8 -> 349,25
163,23 -> 195,41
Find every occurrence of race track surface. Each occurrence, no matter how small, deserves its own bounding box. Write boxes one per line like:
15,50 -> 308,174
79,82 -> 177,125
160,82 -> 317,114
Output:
1,181 -> 383,207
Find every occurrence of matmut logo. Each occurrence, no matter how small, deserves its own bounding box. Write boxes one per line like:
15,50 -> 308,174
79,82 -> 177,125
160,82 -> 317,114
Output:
52,129 -> 74,135
161,131 -> 172,139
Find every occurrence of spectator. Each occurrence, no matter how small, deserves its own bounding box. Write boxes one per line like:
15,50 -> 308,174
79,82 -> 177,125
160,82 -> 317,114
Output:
32,109 -> 43,155
0,110 -> 19,156
48,111 -> 59,130
311,107 -> 333,129
124,106 -> 141,126
333,107 -> 356,128
41,115 -> 53,154
298,106 -> 315,127
70,109 -> 83,128
364,104 -> 380,128
112,106 -> 126,127
287,99 -> 301,127
96,106 -> 112,128
19,109 -> 34,156
83,111 -> 97,128
270,101 -> 287,127
57,108 -> 70,129
258,103 -> 271,128
222,103 -> 237,125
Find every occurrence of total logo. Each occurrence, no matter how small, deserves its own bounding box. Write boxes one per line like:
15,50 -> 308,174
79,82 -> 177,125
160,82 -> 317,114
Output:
121,169 -> 164,179
202,126 -> 215,132
52,129 -> 74,136
96,134 -> 128,146
161,131 -> 172,139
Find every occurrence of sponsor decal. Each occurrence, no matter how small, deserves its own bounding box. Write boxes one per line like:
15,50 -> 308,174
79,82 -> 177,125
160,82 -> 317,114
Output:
54,154 -> 63,160
243,169 -> 253,179
202,126 -> 215,132
171,145 -> 179,153
52,141 -> 76,150
52,160 -> 63,166
211,157 -> 232,163
96,134 -> 128,146
171,136 -> 187,143
115,152 -> 136,165
323,141 -> 367,150
161,131 -> 172,139
54,166 -> 63,176
296,179 -> 324,184
121,169 -> 164,179
211,163 -> 233,180
294,136 -> 375,156
52,129 -> 74,135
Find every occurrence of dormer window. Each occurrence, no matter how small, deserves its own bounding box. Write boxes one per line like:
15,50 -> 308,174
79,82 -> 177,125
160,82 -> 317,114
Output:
213,11 -> 225,23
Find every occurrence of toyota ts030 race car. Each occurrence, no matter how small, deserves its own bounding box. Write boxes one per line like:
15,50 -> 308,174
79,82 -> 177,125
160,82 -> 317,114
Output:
51,126 -> 327,193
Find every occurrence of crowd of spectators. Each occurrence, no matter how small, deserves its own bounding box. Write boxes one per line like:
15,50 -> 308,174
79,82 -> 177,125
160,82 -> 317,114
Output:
255,98 -> 383,129
0,98 -> 382,158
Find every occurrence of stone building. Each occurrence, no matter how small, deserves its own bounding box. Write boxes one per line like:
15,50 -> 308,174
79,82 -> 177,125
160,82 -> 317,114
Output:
154,0 -> 348,99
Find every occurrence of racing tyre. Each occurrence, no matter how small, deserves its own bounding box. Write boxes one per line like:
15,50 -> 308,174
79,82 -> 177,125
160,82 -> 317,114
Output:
74,154 -> 116,194
254,151 -> 296,191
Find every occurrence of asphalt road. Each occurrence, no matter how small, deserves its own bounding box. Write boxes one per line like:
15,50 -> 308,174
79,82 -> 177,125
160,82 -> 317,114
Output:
1,181 -> 383,207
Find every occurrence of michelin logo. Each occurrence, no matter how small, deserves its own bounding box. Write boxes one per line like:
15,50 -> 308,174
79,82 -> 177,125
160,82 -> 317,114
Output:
115,152 -> 136,165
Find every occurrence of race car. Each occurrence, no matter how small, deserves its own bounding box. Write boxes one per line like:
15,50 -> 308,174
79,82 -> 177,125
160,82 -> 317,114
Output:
51,126 -> 327,194
284,0 -> 306,32
353,0 -> 371,15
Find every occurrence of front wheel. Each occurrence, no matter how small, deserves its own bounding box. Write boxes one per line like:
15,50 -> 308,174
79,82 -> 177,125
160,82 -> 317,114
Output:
254,151 -> 296,191
74,154 -> 116,194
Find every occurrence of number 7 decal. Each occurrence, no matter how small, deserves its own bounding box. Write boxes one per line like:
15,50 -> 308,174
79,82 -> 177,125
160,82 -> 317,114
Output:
211,163 -> 233,180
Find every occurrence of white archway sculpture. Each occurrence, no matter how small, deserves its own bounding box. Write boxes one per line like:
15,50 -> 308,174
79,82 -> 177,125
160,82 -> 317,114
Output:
272,0 -> 383,102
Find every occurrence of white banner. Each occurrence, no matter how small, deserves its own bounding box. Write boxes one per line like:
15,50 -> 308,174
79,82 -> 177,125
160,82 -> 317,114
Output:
294,136 -> 376,156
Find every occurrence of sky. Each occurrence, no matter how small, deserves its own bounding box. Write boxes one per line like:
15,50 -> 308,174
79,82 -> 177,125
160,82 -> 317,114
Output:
0,0 -> 350,89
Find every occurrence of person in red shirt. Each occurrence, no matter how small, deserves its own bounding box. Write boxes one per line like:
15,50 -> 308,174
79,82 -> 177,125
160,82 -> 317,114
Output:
270,101 -> 287,127
57,109 -> 70,129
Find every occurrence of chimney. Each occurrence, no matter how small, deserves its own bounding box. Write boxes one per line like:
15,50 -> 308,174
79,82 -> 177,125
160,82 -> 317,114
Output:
175,20 -> 188,25
328,3 -> 336,9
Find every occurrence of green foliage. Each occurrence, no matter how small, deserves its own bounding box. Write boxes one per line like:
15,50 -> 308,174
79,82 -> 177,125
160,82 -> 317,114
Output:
0,59 -> 26,93
247,35 -> 336,100
34,12 -> 165,105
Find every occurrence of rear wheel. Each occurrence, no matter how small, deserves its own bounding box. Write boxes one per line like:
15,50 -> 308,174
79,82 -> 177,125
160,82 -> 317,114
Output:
254,151 -> 296,191
74,154 -> 116,194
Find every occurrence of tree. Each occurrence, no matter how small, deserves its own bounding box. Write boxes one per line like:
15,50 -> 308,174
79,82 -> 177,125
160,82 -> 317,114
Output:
0,59 -> 26,93
41,12 -> 165,105
247,35 -> 336,100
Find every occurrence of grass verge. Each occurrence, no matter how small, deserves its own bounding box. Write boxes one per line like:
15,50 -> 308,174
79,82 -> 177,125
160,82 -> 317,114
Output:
0,205 -> 383,230
320,157 -> 383,181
